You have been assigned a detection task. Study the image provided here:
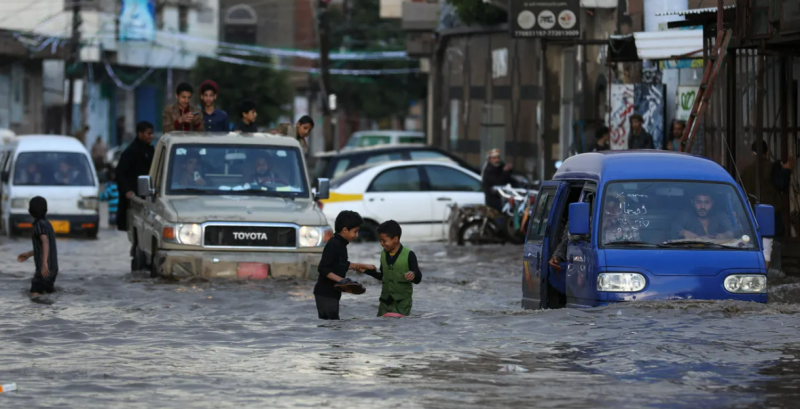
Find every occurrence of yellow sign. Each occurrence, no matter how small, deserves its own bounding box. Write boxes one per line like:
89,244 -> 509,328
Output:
50,220 -> 70,234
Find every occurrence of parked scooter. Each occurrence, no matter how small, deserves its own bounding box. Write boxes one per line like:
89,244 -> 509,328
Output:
448,185 -> 537,245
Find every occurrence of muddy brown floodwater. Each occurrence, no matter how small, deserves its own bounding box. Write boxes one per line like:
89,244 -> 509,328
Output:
2,230 -> 800,408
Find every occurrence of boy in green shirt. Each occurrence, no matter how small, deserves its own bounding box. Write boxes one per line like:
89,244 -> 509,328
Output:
362,220 -> 422,316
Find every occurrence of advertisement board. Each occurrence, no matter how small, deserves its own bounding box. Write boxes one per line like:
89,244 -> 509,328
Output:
509,0 -> 581,38
119,0 -> 156,42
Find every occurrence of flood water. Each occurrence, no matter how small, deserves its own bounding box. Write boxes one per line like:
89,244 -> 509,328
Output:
2,231 -> 800,408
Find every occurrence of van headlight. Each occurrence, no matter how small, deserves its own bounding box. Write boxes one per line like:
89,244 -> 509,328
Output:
724,275 -> 767,294
78,197 -> 99,210
162,223 -> 202,246
11,197 -> 30,209
299,225 -> 333,247
597,272 -> 646,292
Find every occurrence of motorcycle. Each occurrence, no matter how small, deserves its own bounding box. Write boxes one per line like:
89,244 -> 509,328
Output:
448,185 -> 537,245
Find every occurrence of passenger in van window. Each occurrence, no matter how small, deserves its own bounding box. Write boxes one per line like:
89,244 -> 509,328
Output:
53,160 -> 81,185
17,162 -> 42,185
672,193 -> 735,240
176,153 -> 206,187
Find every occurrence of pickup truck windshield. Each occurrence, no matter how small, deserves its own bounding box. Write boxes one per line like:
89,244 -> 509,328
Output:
14,152 -> 94,186
166,144 -> 309,197
601,181 -> 757,250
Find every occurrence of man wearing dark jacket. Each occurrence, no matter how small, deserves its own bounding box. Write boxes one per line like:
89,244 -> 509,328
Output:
741,140 -> 795,270
628,114 -> 655,150
482,148 -> 513,212
115,121 -> 155,232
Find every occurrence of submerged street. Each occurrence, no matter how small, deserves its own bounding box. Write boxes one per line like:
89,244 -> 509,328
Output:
2,230 -> 800,408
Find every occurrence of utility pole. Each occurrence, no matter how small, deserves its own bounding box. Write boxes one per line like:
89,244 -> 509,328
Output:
65,1 -> 82,135
316,0 -> 334,151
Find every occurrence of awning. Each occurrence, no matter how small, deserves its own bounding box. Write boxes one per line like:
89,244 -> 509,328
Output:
655,5 -> 735,17
633,29 -> 703,60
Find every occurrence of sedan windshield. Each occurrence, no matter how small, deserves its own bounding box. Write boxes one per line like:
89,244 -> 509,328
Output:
601,181 -> 757,250
166,144 -> 309,197
14,152 -> 94,186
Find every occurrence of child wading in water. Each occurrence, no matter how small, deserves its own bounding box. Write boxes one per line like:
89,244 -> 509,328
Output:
17,197 -> 59,300
99,167 -> 119,226
363,220 -> 422,317
314,210 -> 374,320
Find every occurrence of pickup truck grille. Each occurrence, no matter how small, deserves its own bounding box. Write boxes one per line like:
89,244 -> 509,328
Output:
203,225 -> 297,248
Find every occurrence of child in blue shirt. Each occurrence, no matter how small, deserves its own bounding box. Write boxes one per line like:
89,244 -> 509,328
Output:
99,168 -> 119,226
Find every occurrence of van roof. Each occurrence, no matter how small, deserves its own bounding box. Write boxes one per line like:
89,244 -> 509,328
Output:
160,132 -> 302,148
351,130 -> 424,137
554,150 -> 731,183
11,135 -> 89,153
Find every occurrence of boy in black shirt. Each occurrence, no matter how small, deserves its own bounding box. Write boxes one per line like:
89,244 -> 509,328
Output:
17,197 -> 59,299
363,220 -> 422,317
234,100 -> 258,133
314,210 -> 374,320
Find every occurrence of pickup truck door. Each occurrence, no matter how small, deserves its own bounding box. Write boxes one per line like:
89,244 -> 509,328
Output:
135,146 -> 165,259
522,181 -> 568,309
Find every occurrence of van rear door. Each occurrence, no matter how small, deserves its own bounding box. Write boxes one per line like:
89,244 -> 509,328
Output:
522,181 -> 568,309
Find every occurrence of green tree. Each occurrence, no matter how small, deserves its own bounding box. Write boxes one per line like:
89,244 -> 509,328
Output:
447,0 -> 507,26
191,57 -> 292,127
326,0 -> 426,121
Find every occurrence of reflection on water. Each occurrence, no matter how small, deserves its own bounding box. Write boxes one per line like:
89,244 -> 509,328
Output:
0,232 -> 799,408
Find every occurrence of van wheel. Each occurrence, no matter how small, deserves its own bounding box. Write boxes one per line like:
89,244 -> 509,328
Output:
357,221 -> 378,242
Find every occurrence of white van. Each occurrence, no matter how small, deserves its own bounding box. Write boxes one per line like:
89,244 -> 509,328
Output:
0,136 -> 100,238
342,130 -> 425,151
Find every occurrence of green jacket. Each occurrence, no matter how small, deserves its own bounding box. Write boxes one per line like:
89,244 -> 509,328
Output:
364,245 -> 423,302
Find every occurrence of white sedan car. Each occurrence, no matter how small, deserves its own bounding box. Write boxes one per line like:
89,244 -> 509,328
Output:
319,161 -> 485,242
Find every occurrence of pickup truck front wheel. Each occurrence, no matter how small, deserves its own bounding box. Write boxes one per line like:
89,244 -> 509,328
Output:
131,248 -> 148,272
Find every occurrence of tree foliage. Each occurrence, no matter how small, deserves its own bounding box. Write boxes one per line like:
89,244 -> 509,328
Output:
446,0 -> 508,26
191,57 -> 292,126
326,0 -> 427,121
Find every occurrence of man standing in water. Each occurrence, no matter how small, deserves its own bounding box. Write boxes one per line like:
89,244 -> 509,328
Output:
116,121 -> 155,232
481,149 -> 513,212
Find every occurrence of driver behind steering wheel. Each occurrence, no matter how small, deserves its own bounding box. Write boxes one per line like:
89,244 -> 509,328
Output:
251,155 -> 281,186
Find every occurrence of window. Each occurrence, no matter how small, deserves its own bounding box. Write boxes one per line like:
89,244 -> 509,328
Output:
224,4 -> 257,44
166,144 -> 309,197
179,5 -> 189,33
359,135 -> 391,147
399,135 -> 425,144
601,181 -> 756,250
365,152 -> 402,165
312,157 -> 330,180
424,166 -> 481,192
331,158 -> 351,179
14,152 -> 94,186
369,167 -> 422,192
527,189 -> 556,241
409,150 -> 448,161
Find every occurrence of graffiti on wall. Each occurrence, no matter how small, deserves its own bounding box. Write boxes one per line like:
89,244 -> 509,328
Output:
608,83 -> 666,150
635,84 -> 666,149
608,84 -> 634,150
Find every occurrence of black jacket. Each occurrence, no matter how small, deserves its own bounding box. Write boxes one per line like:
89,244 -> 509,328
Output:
628,130 -> 655,150
482,163 -> 513,211
115,138 -> 155,231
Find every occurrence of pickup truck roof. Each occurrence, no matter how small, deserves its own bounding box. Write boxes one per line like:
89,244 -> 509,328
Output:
160,132 -> 302,148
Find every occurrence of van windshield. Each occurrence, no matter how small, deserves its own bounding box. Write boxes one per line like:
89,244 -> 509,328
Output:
166,144 -> 309,198
601,181 -> 757,250
14,152 -> 94,186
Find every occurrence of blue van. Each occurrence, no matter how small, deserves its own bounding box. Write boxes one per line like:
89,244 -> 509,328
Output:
521,151 -> 775,309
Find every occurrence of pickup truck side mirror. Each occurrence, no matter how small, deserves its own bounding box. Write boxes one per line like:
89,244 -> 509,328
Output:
755,204 -> 775,237
568,202 -> 590,236
1,170 -> 8,183
316,178 -> 330,200
137,175 -> 154,197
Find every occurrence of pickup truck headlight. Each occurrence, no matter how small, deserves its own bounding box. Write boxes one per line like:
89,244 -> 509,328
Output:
597,272 -> 646,292
11,197 -> 30,209
724,275 -> 766,294
162,223 -> 202,246
299,225 -> 333,247
78,197 -> 99,210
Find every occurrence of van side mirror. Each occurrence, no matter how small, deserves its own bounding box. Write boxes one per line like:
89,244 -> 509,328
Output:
316,178 -> 330,200
568,202 -> 590,236
137,175 -> 154,197
755,204 -> 775,237
1,171 -> 8,183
